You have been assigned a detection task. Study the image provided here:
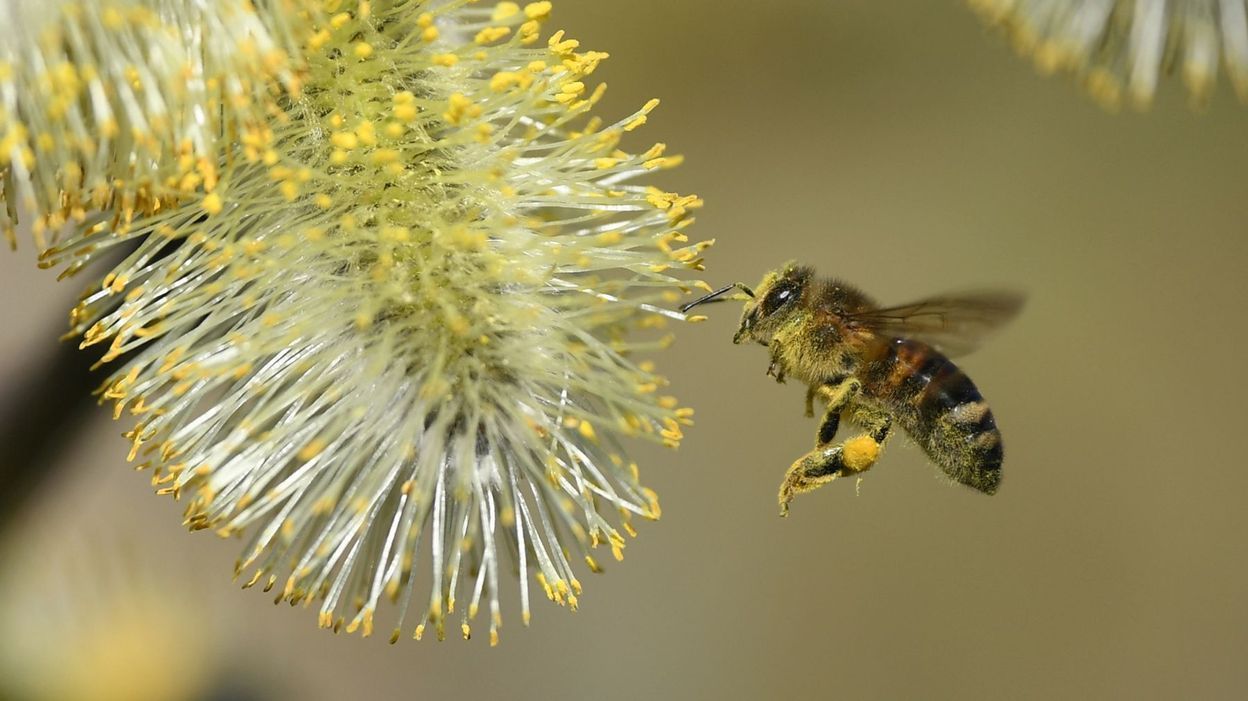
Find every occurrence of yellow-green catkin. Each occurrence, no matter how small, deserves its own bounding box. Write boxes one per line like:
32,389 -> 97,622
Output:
1,0 -> 712,644
0,537 -> 218,701
969,0 -> 1248,109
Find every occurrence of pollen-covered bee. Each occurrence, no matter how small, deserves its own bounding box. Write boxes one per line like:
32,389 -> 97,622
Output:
682,263 -> 1023,516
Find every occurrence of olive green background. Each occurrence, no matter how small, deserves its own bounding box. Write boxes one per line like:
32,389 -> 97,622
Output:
3,1 -> 1248,699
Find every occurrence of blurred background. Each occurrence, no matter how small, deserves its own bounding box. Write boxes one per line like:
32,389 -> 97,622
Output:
3,1 -> 1248,699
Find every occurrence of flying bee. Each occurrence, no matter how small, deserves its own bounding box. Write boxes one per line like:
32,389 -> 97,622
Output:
682,262 -> 1023,516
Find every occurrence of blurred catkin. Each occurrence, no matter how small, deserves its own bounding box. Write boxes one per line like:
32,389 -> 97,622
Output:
0,538 -> 221,701
0,0 -> 711,643
969,0 -> 1248,108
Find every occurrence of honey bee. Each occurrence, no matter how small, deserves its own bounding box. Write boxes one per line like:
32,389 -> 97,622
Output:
682,263 -> 1023,516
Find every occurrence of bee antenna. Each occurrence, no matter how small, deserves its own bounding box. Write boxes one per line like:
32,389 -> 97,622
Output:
679,283 -> 755,314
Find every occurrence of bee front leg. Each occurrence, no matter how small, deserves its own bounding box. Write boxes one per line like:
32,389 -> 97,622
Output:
766,341 -> 787,384
767,360 -> 786,383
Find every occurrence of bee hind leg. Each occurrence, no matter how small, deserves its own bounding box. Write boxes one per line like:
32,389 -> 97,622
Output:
778,437 -> 883,516
779,445 -> 848,517
779,400 -> 892,518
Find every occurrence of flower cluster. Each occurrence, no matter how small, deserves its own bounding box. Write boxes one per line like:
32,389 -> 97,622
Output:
2,0 -> 710,644
969,0 -> 1248,108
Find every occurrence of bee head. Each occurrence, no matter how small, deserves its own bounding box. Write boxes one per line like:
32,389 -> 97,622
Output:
732,263 -> 812,345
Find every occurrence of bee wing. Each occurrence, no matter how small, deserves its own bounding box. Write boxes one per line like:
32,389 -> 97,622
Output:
846,291 -> 1025,357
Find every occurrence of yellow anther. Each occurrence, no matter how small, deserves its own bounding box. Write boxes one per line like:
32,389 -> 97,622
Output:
643,488 -> 662,519
623,98 -> 661,132
298,439 -> 327,461
519,20 -> 542,44
524,1 -> 552,20
490,71 -> 521,92
443,93 -> 480,125
646,191 -> 673,210
492,1 -> 520,20
422,26 -> 440,42
566,50 -> 610,77
578,420 -> 597,441
108,274 -> 130,294
535,572 -> 553,600
548,30 -> 579,55
646,155 -> 685,170
202,192 -> 223,215
308,29 -> 332,50
371,148 -> 400,165
432,53 -> 459,67
330,131 -> 358,149
475,26 -> 511,44
353,42 -> 374,59
642,143 -> 667,160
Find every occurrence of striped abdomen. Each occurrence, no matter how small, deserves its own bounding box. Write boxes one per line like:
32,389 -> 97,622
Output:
862,338 -> 1003,494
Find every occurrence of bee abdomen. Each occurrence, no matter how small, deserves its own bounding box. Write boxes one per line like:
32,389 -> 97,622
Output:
868,339 -> 1003,494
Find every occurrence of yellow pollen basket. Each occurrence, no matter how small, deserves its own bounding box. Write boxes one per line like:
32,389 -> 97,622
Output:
842,435 -> 881,473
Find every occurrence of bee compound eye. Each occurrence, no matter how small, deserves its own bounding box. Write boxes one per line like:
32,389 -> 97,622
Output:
761,284 -> 795,316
